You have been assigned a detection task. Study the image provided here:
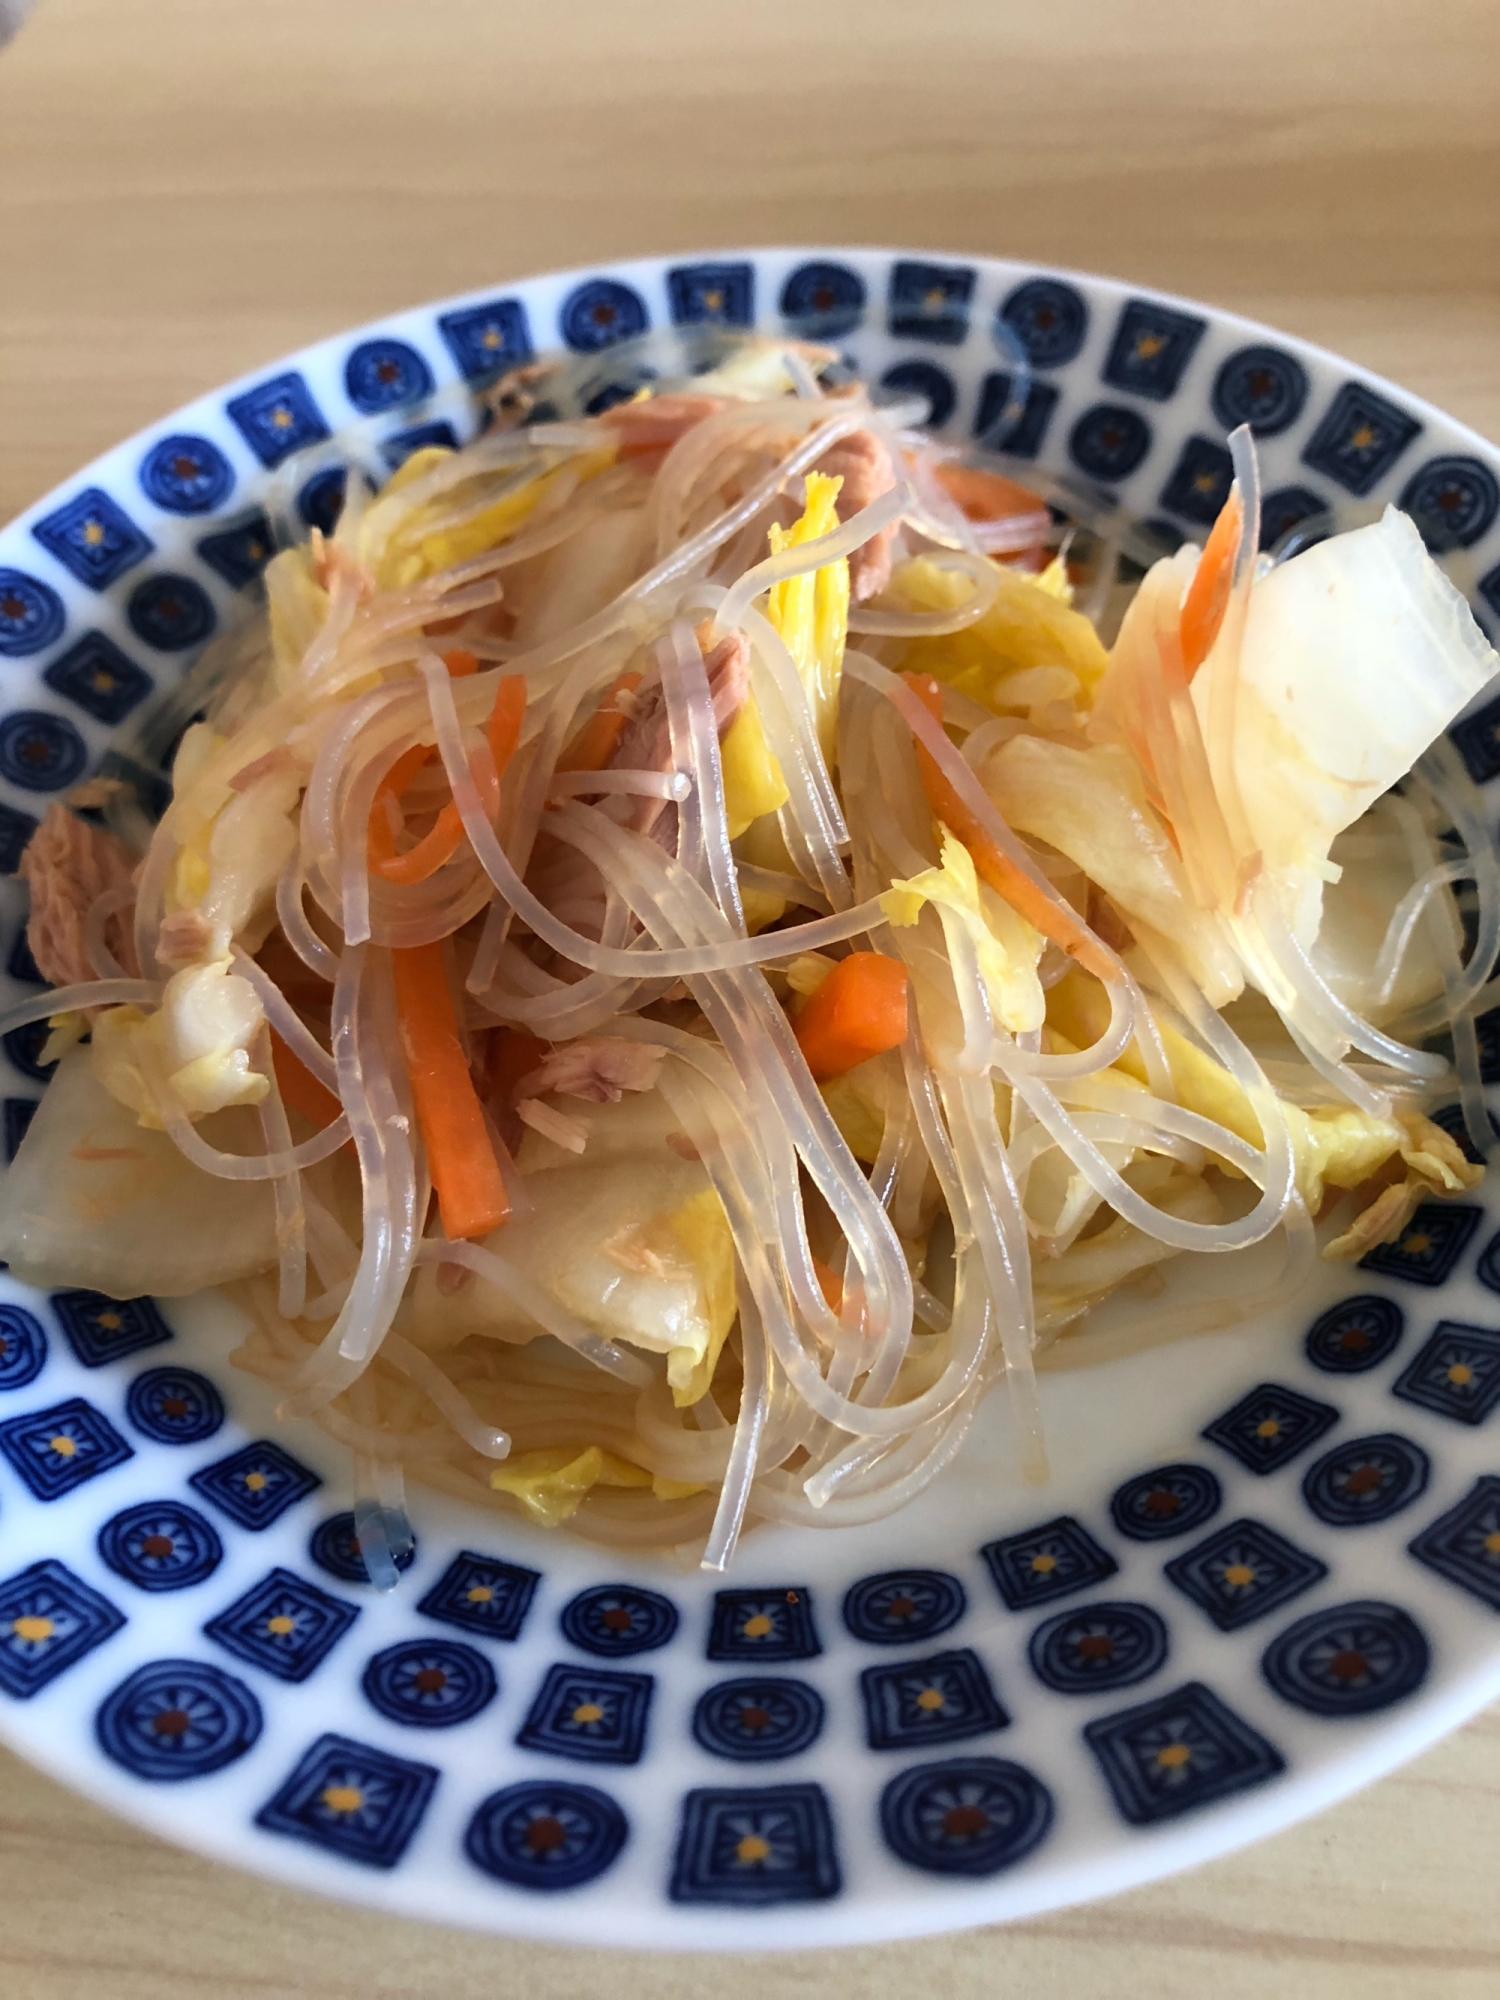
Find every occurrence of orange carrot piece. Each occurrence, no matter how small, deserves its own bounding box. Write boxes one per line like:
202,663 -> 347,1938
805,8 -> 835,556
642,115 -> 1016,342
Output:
270,1030 -> 344,1130
1179,489 -> 1243,678
557,670 -> 643,774
933,462 -> 1047,523
812,1257 -> 845,1314
442,646 -> 479,679
376,674 -> 526,887
392,941 -> 511,1240
793,952 -> 910,1083
902,672 -> 1118,983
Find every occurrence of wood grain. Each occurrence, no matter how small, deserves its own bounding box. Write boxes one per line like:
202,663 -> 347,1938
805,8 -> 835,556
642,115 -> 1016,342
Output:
1,2 -> 1498,1994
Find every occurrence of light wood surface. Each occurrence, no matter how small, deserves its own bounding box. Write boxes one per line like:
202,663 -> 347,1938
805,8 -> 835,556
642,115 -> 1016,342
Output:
2,3 -> 1499,1994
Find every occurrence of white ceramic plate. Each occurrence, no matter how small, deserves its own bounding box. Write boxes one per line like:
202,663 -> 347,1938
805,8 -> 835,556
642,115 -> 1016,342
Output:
2,247 -> 1499,1949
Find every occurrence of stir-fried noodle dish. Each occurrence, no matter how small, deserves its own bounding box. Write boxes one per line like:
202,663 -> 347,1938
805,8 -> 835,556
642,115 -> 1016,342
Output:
5,330 -> 1497,1582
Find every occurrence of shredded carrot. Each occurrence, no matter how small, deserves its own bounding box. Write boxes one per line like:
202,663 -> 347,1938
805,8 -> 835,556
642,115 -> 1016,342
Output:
933,462 -> 1047,524
903,672 -> 1118,983
557,670 -> 643,774
793,951 -> 910,1082
812,1257 -> 845,1313
376,674 -> 526,887
442,646 -> 480,679
484,1025 -> 549,1107
392,941 -> 511,1240
1179,489 -> 1243,678
270,1030 -> 344,1130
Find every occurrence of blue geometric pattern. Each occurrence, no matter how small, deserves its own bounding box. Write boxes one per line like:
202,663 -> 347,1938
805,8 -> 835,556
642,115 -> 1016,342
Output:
1200,1380 -> 1339,1474
437,297 -> 533,380
255,1732 -> 439,1869
6,924 -> 43,985
97,1499 -> 223,1592
559,1583 -> 678,1658
1027,1600 -> 1169,1694
0,1302 -> 47,1389
225,371 -> 331,469
879,360 -> 956,431
308,1511 -> 418,1586
515,1662 -> 653,1765
416,1548 -> 540,1641
980,1515 -> 1118,1610
195,513 -> 274,590
1084,1681 -> 1284,1826
0,1395 -> 133,1500
1109,1463 -> 1222,1542
1259,483 -> 1331,552
707,1588 -> 821,1662
0,1557 -> 126,1697
203,1566 -> 359,1683
1101,300 -> 1206,400
96,1658 -> 262,1779
0,711 -> 88,793
379,421 -> 460,470
1301,1433 -> 1431,1526
879,1757 -> 1054,1878
465,1778 -> 627,1892
1165,1518 -> 1328,1632
1301,380 -> 1422,495
43,632 -> 154,726
1212,344 -> 1310,437
0,567 -> 66,657
124,1366 -> 224,1445
296,466 -> 348,535
973,374 -> 1060,458
559,279 -> 649,354
780,261 -> 865,338
1261,1601 -> 1429,1717
31,487 -> 153,590
1480,562 -> 1500,637
1304,1294 -> 1405,1373
667,262 -> 754,327
692,1678 -> 825,1763
1409,1476 -> 1500,1610
998,278 -> 1088,367
1360,1203 -> 1482,1286
858,1646 -> 1008,1751
51,1290 -> 171,1369
842,1569 -> 966,1647
126,573 -> 216,652
343,338 -> 435,413
4,1016 -> 57,1083
1398,456 -> 1498,553
361,1639 -> 497,1728
1392,1320 -> 1500,1426
1068,404 -> 1152,482
138,434 -> 235,515
670,1783 -> 840,1905
0,804 -> 38,873
3,1097 -> 37,1161
888,260 -> 975,346
1159,435 -> 1235,527
189,1439 -> 322,1529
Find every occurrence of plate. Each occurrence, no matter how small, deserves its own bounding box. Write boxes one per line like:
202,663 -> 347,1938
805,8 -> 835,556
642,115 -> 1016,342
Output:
1,247 -> 1499,1950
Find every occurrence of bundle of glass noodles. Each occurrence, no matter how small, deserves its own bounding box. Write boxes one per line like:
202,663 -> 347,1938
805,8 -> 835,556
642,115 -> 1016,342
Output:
4,330 -> 1498,1584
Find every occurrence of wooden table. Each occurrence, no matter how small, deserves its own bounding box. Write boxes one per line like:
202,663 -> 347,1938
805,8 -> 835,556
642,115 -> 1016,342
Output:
2,3 -> 1499,1993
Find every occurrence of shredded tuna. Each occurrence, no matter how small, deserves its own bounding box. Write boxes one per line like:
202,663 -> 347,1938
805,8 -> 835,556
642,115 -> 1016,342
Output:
606,628 -> 750,842
601,1222 -> 670,1278
229,746 -> 300,793
516,1096 -> 589,1154
665,1130 -> 701,1162
518,1037 -> 666,1104
816,428 -> 898,600
308,529 -> 374,600
19,804 -> 137,988
602,394 -> 725,455
156,909 -> 216,968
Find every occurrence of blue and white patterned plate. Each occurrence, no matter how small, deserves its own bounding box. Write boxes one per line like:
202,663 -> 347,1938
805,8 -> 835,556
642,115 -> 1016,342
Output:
2,247 -> 1500,1950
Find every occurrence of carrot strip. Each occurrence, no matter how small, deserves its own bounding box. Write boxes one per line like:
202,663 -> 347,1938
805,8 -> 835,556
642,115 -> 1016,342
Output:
933,462 -> 1046,523
1179,489 -> 1243,678
557,670 -> 643,774
442,646 -> 479,679
270,1030 -> 344,1130
902,672 -> 1118,983
392,941 -> 511,1240
812,1257 -> 845,1313
793,952 -> 910,1082
376,674 -> 526,886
